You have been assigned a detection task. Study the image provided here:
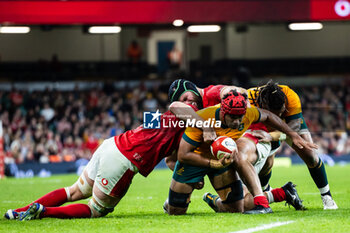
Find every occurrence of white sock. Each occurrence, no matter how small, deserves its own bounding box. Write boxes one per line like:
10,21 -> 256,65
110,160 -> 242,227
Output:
319,184 -> 330,195
265,191 -> 274,203
64,187 -> 71,201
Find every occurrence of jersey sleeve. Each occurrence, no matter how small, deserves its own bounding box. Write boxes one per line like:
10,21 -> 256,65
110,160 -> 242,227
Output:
182,127 -> 202,147
281,86 -> 302,121
247,106 -> 261,123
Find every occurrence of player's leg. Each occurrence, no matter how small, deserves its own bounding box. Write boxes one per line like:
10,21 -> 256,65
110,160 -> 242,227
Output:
204,168 -> 244,213
5,159 -> 94,220
259,154 -> 274,191
164,161 -> 207,215
291,130 -> 337,209
19,137 -> 137,220
164,179 -> 194,215
232,137 -> 271,211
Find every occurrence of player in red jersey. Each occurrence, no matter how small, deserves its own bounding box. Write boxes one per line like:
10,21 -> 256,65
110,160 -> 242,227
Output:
5,103 -> 212,220
4,81 -> 228,221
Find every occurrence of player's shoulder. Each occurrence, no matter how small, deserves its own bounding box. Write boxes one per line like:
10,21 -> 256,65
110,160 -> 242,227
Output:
244,106 -> 260,121
246,105 -> 258,115
196,104 -> 220,118
278,84 -> 299,98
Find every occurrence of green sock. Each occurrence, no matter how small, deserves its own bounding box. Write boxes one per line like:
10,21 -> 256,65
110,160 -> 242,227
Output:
308,158 -> 330,195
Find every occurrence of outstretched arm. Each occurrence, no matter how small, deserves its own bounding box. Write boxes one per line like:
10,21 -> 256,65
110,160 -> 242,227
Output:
258,108 -> 317,150
165,150 -> 177,171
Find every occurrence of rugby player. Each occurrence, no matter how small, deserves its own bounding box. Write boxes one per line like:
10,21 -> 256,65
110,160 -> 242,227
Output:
203,126 -> 306,213
248,81 -> 337,210
163,90 -> 315,215
4,94 -> 213,220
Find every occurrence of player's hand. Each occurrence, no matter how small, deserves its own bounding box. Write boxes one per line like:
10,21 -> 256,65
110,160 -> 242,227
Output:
291,134 -> 318,150
250,130 -> 273,143
203,127 -> 217,144
209,153 -> 233,169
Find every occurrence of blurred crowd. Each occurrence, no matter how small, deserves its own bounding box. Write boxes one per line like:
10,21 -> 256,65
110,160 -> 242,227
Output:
279,84 -> 350,156
0,80 -> 349,166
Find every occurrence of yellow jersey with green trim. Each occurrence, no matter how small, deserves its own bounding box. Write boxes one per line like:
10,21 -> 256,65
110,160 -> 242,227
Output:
247,85 -> 302,122
182,104 -> 261,158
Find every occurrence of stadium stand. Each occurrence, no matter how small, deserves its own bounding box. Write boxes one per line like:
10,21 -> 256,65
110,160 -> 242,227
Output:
1,77 -> 349,177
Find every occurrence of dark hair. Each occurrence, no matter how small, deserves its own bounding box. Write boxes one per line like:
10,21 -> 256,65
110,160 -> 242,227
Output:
257,80 -> 286,110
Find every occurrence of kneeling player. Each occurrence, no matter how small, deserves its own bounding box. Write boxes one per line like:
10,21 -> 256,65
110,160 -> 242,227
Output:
203,126 -> 305,213
164,91 -> 315,215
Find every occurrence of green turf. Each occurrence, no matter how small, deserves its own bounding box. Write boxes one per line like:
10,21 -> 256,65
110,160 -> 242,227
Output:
1,165 -> 350,233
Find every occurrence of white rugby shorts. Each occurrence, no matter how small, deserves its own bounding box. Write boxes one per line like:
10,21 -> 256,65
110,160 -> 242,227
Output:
253,142 -> 275,174
85,137 -> 139,197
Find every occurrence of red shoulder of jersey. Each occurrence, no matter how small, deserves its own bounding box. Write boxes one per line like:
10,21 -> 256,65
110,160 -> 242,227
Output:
202,85 -> 225,108
114,104 -> 197,177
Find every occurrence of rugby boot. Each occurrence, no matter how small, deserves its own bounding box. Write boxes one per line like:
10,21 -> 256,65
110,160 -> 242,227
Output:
202,192 -> 219,212
243,205 -> 273,214
282,182 -> 306,210
19,203 -> 45,221
4,209 -> 19,220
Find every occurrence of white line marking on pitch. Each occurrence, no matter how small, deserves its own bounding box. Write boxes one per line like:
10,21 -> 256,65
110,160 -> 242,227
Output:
229,220 -> 295,233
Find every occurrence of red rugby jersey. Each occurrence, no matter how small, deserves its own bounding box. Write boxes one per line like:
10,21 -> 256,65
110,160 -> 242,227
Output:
202,85 -> 225,108
114,106 -> 197,177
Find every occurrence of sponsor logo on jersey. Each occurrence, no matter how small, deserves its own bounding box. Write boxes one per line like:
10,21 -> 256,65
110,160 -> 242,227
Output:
176,167 -> 185,176
101,178 -> 109,186
133,153 -> 142,162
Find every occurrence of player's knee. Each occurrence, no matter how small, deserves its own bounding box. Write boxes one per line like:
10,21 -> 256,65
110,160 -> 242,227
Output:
215,180 -> 244,213
216,180 -> 244,212
167,189 -> 190,215
88,195 -> 115,218
232,151 -> 247,167
71,174 -> 93,200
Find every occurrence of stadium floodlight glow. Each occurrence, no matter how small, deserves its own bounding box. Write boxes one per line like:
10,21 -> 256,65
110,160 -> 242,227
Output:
88,26 -> 121,34
0,26 -> 30,34
288,22 -> 323,31
187,25 -> 221,33
173,19 -> 184,27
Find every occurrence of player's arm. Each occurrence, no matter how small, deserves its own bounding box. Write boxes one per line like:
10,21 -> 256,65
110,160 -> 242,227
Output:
285,115 -> 302,131
257,108 -> 317,150
249,130 -> 286,143
178,137 -> 232,169
165,150 -> 177,171
169,101 -> 216,143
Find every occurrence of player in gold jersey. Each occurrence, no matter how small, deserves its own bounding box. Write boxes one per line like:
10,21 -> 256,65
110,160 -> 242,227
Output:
248,80 -> 337,210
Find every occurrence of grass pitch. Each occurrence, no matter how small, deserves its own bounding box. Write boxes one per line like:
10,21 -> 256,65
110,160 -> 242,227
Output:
1,165 -> 350,233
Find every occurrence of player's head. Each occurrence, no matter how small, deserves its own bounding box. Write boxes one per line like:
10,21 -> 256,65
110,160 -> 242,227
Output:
220,90 -> 247,129
168,79 -> 203,109
257,80 -> 286,117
